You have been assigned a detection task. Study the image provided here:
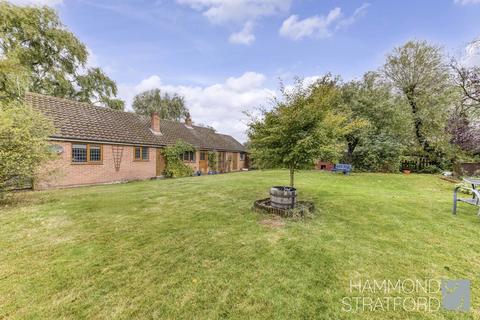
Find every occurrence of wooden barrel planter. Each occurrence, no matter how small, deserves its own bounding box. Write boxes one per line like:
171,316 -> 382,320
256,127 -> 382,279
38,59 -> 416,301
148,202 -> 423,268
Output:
270,186 -> 297,209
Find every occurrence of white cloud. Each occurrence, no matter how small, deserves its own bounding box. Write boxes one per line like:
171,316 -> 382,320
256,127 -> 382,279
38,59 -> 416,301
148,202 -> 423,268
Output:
6,0 -> 63,6
229,21 -> 255,45
279,8 -> 342,40
118,72 -> 275,142
454,0 -> 480,5
279,3 -> 369,41
336,3 -> 370,30
462,39 -> 480,67
177,0 -> 291,44
177,0 -> 291,24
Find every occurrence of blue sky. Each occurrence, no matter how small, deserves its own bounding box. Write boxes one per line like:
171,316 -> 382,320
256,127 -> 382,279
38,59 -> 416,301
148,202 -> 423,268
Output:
10,0 -> 480,141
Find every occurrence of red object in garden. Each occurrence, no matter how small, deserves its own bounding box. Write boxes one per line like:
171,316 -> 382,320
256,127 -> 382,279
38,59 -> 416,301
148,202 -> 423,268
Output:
315,161 -> 334,171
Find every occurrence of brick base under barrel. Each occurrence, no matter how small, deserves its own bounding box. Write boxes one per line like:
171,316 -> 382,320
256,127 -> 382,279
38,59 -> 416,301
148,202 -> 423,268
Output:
253,198 -> 315,218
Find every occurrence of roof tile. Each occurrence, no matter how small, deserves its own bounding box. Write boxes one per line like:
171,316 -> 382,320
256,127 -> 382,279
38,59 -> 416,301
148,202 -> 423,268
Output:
26,93 -> 245,152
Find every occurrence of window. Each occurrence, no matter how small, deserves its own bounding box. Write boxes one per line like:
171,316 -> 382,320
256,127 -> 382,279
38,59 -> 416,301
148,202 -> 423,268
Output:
72,144 -> 102,164
134,146 -> 149,161
200,152 -> 206,161
72,144 -> 87,163
89,145 -> 101,162
182,151 -> 195,162
240,153 -> 245,161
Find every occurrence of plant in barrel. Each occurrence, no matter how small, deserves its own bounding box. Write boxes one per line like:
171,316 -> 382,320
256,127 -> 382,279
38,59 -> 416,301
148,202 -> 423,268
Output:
247,75 -> 361,187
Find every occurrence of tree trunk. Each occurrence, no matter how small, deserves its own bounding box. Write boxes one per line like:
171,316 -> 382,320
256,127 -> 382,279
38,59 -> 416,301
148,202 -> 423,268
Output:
406,94 -> 433,154
289,165 -> 294,187
346,137 -> 359,163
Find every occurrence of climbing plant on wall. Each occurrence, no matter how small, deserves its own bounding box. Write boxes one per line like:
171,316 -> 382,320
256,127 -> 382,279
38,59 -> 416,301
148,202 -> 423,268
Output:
208,151 -> 218,172
161,140 -> 195,178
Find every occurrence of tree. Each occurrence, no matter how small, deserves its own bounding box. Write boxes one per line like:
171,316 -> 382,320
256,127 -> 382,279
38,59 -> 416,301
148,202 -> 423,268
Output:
132,89 -> 189,120
0,2 -> 124,109
340,72 -> 411,171
447,110 -> 480,155
248,76 -> 359,187
0,100 -> 54,198
383,40 -> 454,160
451,40 -> 480,112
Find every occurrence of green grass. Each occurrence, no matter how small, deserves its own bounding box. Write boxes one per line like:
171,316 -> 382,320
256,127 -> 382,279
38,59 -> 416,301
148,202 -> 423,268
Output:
1,170 -> 479,319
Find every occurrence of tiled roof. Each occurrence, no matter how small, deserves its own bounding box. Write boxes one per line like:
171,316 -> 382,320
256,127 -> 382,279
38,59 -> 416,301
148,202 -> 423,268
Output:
26,93 -> 245,152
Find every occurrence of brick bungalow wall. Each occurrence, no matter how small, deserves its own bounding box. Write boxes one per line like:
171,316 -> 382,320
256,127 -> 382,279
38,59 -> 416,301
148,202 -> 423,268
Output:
36,142 -> 247,189
36,141 -> 157,189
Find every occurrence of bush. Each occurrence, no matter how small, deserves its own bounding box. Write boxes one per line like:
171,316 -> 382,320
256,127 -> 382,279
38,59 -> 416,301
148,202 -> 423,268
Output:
161,141 -> 194,178
208,151 -> 218,172
351,134 -> 404,172
417,165 -> 441,174
0,101 -> 53,199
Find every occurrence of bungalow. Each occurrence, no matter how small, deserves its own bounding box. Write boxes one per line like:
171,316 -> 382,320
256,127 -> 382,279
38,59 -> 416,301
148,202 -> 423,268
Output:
27,93 -> 247,189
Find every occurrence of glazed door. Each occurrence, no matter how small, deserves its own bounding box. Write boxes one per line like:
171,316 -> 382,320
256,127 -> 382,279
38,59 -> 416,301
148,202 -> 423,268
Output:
156,148 -> 165,176
199,151 -> 208,173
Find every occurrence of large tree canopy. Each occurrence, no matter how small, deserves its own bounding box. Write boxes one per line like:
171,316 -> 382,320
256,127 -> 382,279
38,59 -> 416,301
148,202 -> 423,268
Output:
248,76 -> 361,187
132,89 -> 189,121
0,2 -> 124,109
340,72 -> 412,171
383,41 -> 455,160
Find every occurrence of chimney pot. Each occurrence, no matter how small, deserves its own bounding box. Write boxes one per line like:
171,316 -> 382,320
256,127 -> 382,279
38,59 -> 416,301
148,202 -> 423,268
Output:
185,113 -> 192,127
151,112 -> 161,133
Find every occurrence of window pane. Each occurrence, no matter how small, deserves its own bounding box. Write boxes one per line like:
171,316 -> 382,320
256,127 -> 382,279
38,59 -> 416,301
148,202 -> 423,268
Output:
142,147 -> 149,160
135,147 -> 141,160
72,144 -> 87,162
200,152 -> 205,161
191,151 -> 195,162
89,145 -> 101,162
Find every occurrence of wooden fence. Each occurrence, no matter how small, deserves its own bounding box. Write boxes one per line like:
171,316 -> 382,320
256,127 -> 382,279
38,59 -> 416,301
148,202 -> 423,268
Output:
401,156 -> 434,172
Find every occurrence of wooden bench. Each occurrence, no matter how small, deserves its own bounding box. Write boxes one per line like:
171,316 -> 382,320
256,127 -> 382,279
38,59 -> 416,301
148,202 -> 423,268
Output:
332,164 -> 352,175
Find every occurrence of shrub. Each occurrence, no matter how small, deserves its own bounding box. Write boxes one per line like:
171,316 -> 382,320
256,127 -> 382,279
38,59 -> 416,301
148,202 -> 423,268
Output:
208,151 -> 217,172
161,141 -> 194,178
417,165 -> 441,174
0,101 -> 53,199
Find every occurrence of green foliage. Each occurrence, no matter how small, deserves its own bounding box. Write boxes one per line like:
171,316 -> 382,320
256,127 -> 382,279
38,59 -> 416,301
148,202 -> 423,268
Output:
0,100 -> 54,197
208,151 -> 218,171
340,72 -> 411,172
133,89 -> 189,120
352,133 -> 406,172
383,40 -> 457,164
0,2 -> 123,109
0,57 -> 30,101
161,140 -> 194,178
248,75 -> 363,186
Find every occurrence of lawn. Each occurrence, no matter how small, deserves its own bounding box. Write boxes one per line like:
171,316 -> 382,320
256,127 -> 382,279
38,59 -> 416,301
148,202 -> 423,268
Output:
1,170 -> 479,319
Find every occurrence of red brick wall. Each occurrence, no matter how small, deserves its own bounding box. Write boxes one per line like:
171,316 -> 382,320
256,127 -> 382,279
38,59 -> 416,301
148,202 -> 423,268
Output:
37,141 -> 157,189
315,161 -> 334,171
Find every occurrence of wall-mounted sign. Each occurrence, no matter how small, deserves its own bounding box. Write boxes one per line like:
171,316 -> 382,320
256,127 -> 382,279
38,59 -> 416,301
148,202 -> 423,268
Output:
50,144 -> 64,155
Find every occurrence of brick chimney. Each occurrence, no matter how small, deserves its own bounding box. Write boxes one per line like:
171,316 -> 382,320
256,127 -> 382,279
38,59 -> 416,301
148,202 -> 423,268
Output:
185,113 -> 192,127
151,112 -> 161,133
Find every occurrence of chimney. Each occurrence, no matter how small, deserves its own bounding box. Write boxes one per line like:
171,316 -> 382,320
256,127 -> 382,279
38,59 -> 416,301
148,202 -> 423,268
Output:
185,113 -> 192,127
151,112 -> 161,133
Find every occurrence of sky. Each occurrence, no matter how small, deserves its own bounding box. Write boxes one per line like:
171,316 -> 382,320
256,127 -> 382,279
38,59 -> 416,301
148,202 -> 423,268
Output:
8,0 -> 480,142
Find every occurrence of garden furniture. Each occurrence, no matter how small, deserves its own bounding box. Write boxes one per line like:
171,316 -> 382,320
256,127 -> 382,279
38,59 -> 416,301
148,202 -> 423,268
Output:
332,164 -> 352,175
453,178 -> 480,216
